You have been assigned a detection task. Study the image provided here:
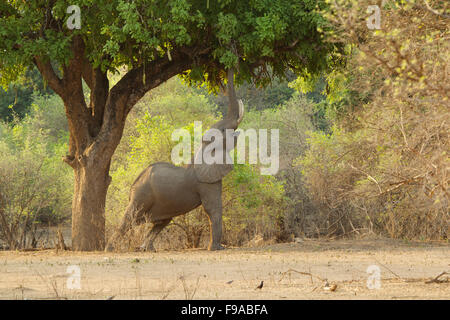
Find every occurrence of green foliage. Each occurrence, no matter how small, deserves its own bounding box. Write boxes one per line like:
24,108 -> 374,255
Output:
203,72 -> 296,115
288,44 -> 374,126
222,163 -> 286,245
0,94 -> 72,248
0,0 -> 343,89
240,94 -> 322,239
0,68 -> 53,122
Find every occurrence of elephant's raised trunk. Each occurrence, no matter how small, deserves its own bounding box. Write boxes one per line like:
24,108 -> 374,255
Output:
226,69 -> 244,124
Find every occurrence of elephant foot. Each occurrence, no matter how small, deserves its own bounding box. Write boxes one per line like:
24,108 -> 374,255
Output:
208,244 -> 225,251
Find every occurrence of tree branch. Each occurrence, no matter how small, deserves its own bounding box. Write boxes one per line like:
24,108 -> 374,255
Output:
87,48 -> 211,161
33,57 -> 64,96
59,36 -> 93,160
423,0 -> 450,19
81,55 -> 94,90
89,68 -> 109,137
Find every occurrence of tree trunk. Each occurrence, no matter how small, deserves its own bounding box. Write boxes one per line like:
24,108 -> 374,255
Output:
71,158 -> 111,251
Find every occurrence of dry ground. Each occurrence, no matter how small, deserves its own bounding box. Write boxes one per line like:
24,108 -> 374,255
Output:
0,239 -> 448,300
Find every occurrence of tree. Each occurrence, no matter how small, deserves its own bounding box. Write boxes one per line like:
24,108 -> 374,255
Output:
0,0 -> 342,250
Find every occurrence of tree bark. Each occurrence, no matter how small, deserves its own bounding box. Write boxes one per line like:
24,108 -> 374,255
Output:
71,158 -> 111,251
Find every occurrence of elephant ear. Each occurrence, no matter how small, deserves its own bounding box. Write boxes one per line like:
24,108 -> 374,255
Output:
193,149 -> 233,183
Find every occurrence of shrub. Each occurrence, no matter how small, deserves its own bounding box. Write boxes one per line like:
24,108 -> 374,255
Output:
0,95 -> 72,249
297,1 -> 449,240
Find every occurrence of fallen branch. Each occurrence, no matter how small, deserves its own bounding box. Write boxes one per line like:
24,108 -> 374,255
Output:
425,271 -> 449,284
375,259 -> 403,280
279,269 -> 326,283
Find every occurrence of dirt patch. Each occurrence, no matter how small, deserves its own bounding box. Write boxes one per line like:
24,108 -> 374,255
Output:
0,239 -> 448,300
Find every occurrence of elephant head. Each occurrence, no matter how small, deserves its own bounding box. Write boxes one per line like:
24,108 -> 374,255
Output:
193,69 -> 244,183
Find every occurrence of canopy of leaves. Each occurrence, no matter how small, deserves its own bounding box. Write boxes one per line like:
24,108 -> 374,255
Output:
0,0 -> 342,89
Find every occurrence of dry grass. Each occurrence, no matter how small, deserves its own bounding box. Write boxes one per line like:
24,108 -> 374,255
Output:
0,239 -> 448,300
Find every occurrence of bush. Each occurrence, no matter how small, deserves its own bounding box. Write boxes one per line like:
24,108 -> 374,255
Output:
0,95 -> 72,249
241,94 -> 324,239
297,1 -> 449,240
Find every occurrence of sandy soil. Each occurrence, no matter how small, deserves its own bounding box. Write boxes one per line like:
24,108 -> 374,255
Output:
0,239 -> 448,300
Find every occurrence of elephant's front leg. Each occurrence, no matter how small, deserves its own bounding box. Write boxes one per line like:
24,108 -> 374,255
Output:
201,194 -> 224,250
206,208 -> 224,251
199,182 -> 225,251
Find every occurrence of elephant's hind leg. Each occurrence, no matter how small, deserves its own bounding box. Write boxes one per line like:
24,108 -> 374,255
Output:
105,202 -> 145,252
140,219 -> 172,252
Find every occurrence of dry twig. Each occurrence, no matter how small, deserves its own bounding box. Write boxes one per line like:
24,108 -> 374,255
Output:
279,269 -> 326,283
425,271 -> 449,284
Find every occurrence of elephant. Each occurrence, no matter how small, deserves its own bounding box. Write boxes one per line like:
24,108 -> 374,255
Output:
105,69 -> 244,252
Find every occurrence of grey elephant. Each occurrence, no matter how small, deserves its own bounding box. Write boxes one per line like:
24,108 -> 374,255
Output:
105,69 -> 244,252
